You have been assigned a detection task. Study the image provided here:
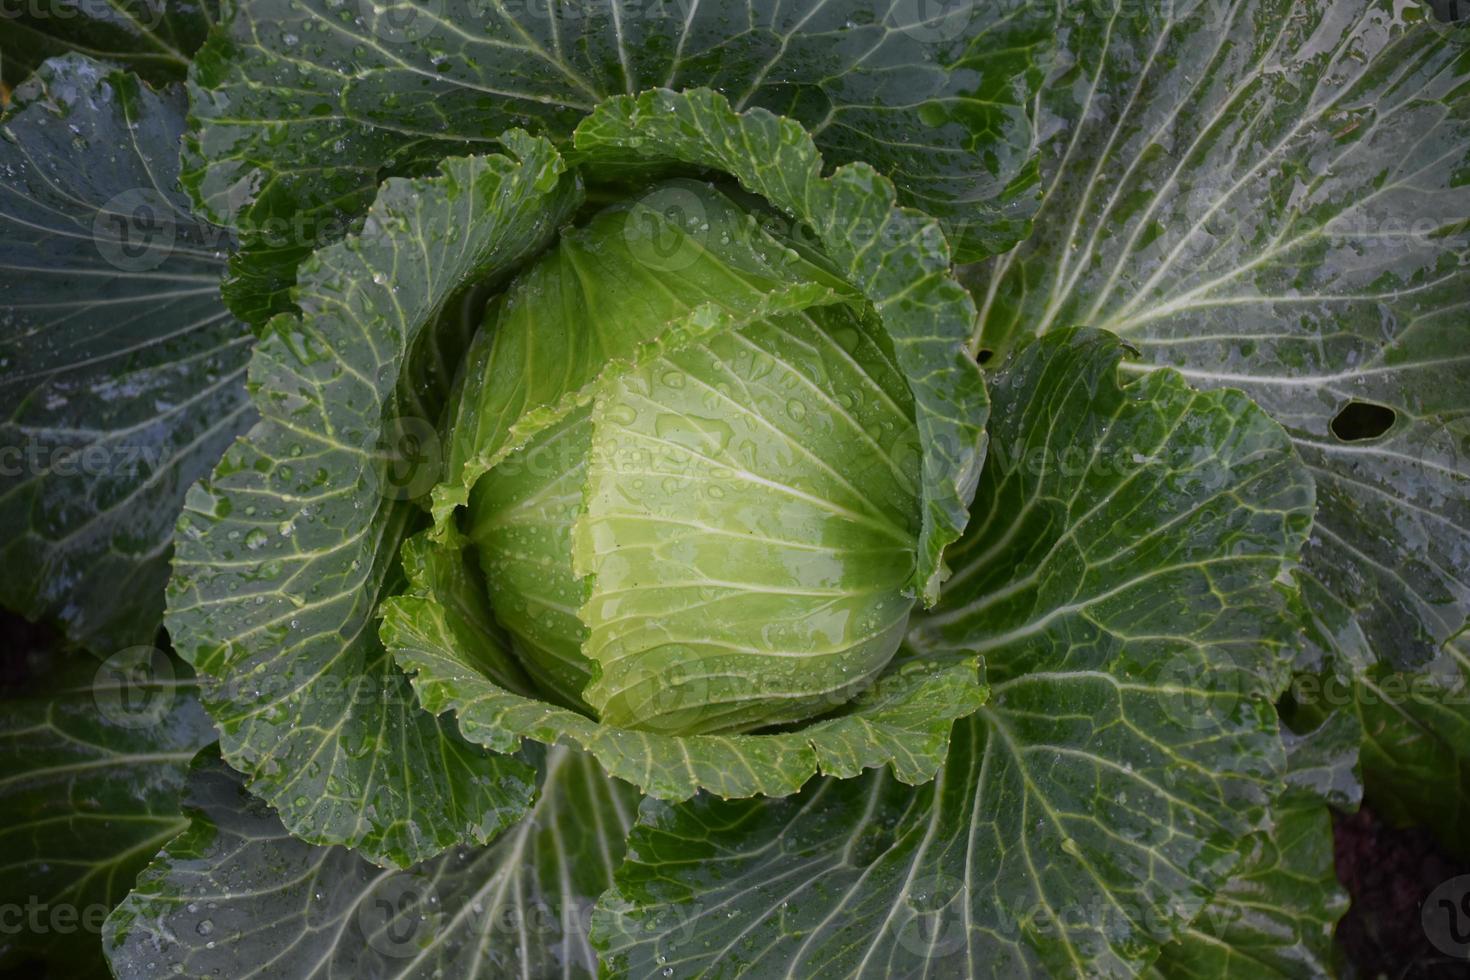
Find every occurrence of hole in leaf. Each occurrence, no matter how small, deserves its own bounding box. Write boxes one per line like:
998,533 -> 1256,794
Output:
976,348 -> 994,365
1331,401 -> 1396,441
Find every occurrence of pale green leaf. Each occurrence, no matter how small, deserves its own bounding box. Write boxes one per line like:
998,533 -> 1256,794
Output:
575,88 -> 988,605
575,304 -> 921,733
382,526 -> 985,801
440,177 -> 869,716
437,176 -> 860,532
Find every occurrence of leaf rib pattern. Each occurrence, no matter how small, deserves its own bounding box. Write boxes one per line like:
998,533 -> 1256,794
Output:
182,0 -> 1056,322
0,55 -> 255,653
968,0 -> 1470,675
165,135 -> 582,866
0,654 -> 215,976
103,746 -> 640,979
592,329 -> 1316,978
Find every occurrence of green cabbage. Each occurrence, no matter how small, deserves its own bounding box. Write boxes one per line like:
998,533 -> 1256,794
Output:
3,2 -> 1466,977
454,181 -> 921,733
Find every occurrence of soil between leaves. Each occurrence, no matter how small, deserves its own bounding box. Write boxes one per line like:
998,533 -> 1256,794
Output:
1334,805 -> 1470,978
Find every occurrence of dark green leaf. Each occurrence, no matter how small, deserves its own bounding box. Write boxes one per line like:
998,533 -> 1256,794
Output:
967,0 -> 1470,674
0,0 -> 217,88
0,54 -> 253,653
183,0 -> 1057,321
0,650 -> 214,975
104,746 -> 639,978
1148,712 -> 1359,979
1344,633 -> 1470,857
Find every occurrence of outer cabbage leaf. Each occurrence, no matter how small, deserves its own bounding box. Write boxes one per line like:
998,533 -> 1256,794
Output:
163,137 -> 582,866
966,0 -> 1470,675
1274,706 -> 1365,814
0,55 -> 253,653
1338,633 -> 1470,856
574,87 -> 988,605
382,527 -> 985,801
104,747 -> 639,979
591,329 -> 1316,978
0,651 -> 214,976
1148,711 -> 1360,979
0,0 -> 216,88
183,0 -> 1056,321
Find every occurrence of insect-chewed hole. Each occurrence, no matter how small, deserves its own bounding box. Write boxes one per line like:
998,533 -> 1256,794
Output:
1330,400 -> 1397,441
976,348 -> 995,365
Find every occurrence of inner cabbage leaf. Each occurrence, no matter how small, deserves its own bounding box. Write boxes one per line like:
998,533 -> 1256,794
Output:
455,179 -> 922,732
575,306 -> 920,733
384,92 -> 988,801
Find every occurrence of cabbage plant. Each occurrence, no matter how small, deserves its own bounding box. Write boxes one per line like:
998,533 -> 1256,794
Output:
0,1 -> 1466,978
